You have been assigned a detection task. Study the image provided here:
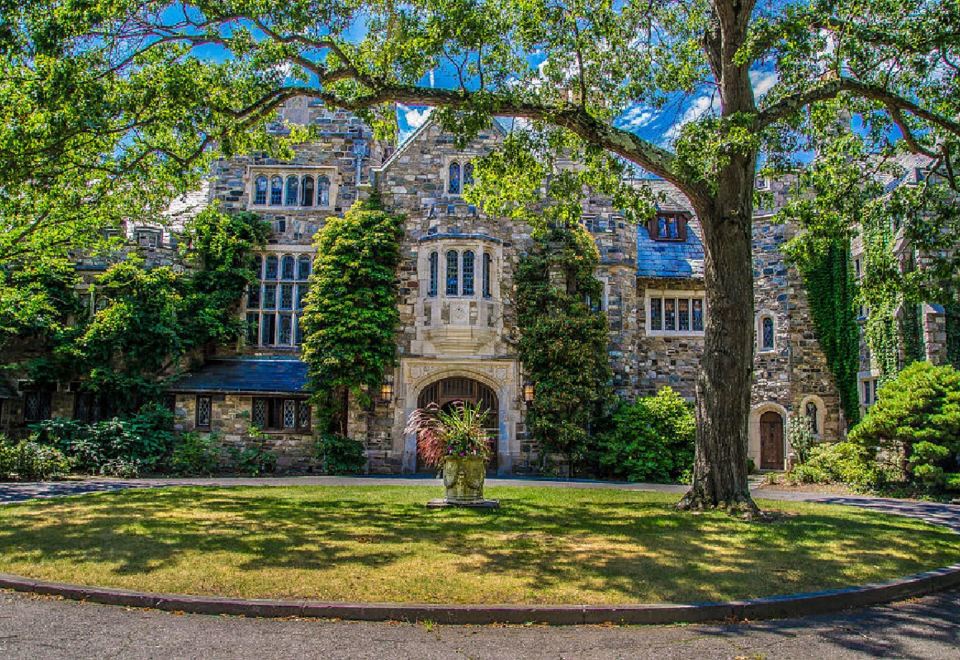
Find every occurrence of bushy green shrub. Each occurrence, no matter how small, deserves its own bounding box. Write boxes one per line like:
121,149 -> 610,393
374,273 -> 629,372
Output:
849,361 -> 960,488
98,457 -> 141,478
31,403 -> 175,473
317,434 -> 367,475
170,432 -> 221,476
0,438 -> 69,481
945,472 -> 960,492
596,388 -> 695,483
787,441 -> 884,489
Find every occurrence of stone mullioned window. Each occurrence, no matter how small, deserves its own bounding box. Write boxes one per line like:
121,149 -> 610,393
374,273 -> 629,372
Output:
249,167 -> 337,210
245,252 -> 312,348
646,290 -> 706,336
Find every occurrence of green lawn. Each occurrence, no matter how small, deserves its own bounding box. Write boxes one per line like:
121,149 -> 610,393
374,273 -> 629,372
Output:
0,485 -> 956,605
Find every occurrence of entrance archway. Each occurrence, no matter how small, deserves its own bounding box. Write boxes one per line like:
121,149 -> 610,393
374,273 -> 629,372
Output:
416,377 -> 499,472
759,410 -> 785,470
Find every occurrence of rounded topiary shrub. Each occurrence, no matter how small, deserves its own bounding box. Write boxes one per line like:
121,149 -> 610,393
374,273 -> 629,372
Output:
849,361 -> 960,489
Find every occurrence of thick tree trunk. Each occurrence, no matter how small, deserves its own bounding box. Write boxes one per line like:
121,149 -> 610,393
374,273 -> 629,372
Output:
675,0 -> 761,515
677,199 -> 758,515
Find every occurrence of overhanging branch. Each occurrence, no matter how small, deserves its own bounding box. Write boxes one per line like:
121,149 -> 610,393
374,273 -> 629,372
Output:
756,76 -> 960,139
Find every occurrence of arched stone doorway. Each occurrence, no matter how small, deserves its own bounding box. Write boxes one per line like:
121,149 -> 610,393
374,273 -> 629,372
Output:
759,410 -> 785,470
416,376 -> 499,472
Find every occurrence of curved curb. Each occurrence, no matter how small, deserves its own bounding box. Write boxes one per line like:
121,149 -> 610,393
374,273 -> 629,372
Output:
2,563 -> 959,625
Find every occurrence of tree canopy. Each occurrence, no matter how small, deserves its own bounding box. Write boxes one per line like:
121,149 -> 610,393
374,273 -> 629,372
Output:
5,0 -> 960,510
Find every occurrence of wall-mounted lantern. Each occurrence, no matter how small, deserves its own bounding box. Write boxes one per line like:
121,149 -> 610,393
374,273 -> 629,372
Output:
379,383 -> 394,403
522,382 -> 535,404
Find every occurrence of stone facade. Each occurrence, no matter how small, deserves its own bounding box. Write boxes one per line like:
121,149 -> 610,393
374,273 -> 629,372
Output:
6,101 -> 865,474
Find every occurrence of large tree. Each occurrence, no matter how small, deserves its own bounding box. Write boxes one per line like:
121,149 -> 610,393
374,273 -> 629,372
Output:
9,0 -> 960,511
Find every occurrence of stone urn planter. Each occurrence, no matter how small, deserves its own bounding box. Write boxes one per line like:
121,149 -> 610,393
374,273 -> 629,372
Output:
442,455 -> 486,504
407,402 -> 499,508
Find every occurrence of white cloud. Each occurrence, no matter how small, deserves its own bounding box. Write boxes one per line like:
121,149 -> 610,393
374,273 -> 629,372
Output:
750,69 -> 779,98
399,104 -> 431,130
664,91 -> 720,140
617,105 -> 657,130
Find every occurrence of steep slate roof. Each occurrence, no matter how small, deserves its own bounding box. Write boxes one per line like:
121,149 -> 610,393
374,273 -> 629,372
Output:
169,358 -> 308,395
631,178 -> 705,279
636,220 -> 705,279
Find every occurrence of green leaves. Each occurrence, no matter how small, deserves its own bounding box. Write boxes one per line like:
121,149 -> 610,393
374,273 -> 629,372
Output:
515,223 -> 611,473
300,198 -> 404,427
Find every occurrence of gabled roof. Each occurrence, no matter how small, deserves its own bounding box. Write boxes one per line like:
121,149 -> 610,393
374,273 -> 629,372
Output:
169,357 -> 308,395
374,113 -> 509,174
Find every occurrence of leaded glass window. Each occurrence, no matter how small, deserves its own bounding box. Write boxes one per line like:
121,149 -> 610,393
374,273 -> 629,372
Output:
281,255 -> 295,280
428,251 -> 439,297
761,316 -> 775,350
195,395 -> 212,429
317,176 -> 331,207
270,176 -> 283,205
265,255 -> 279,279
280,284 -> 294,310
23,391 -> 51,422
648,294 -> 705,336
297,255 -> 311,280
462,250 -> 475,295
463,162 -> 474,186
302,176 -> 314,206
664,298 -> 676,331
678,298 -> 690,331
448,162 -> 461,194
251,398 -> 310,432
278,314 -> 293,345
254,176 -> 268,205
650,298 -> 662,331
446,250 -> 459,295
285,175 -> 299,205
283,399 -> 296,429
252,398 -> 267,428
247,253 -> 311,348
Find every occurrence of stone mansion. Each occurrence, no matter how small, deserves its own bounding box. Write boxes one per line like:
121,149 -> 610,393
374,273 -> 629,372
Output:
6,99 -> 951,474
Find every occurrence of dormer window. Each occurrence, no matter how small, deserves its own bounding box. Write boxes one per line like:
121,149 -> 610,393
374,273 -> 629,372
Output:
648,212 -> 687,241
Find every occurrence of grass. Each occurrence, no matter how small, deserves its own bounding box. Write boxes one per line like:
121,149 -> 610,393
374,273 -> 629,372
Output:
0,485 -> 957,605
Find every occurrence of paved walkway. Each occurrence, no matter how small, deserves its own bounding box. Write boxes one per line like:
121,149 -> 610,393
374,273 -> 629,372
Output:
0,586 -> 958,659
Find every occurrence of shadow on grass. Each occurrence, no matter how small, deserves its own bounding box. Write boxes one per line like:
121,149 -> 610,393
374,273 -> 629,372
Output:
0,486 -> 956,604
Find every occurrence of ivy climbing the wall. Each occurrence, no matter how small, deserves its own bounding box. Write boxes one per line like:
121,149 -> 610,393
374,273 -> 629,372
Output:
20,206 -> 268,412
792,239 -> 862,426
516,222 -> 612,475
860,208 -> 906,379
947,302 -> 960,371
300,197 -> 404,433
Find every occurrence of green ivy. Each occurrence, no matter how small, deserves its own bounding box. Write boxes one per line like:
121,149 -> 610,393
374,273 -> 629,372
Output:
794,239 -> 861,426
300,197 -> 403,431
516,223 -> 612,474
947,302 -> 960,370
20,207 -> 267,411
861,208 -> 904,380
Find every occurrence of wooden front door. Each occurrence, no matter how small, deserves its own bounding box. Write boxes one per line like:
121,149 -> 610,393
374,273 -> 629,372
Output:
759,411 -> 784,470
416,377 -> 499,472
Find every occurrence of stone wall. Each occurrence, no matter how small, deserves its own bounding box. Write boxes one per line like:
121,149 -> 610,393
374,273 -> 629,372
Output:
173,393 -> 319,473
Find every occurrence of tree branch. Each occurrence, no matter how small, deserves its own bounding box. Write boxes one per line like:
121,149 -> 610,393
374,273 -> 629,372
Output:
756,76 -> 960,139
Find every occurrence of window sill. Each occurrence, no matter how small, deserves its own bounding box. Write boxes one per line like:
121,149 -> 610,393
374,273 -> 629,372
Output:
646,331 -> 705,338
248,204 -> 335,212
